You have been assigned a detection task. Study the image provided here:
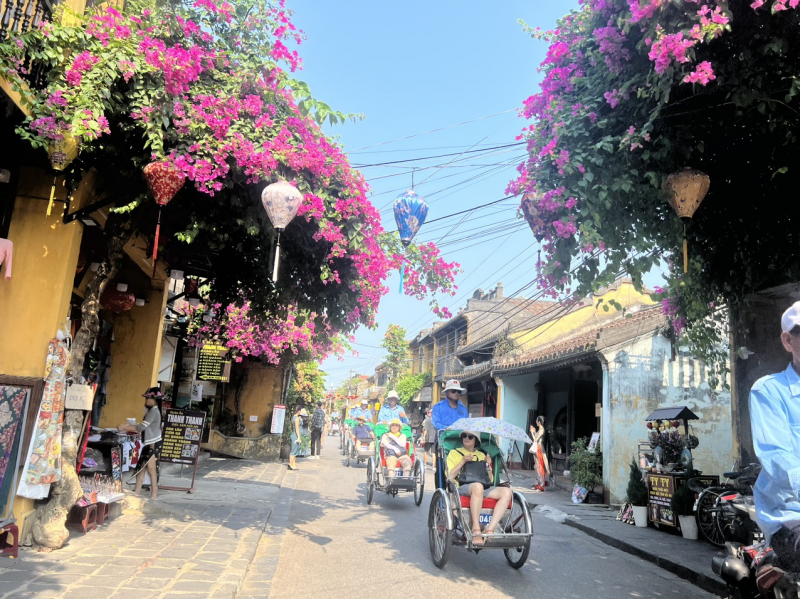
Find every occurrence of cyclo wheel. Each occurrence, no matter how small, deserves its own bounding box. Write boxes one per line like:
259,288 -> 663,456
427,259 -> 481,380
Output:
428,489 -> 453,569
696,490 -> 726,547
414,460 -> 425,506
504,493 -> 532,569
366,458 -> 375,504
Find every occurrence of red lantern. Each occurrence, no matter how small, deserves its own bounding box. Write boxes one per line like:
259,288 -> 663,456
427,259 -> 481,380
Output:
143,160 -> 186,271
100,287 -> 136,312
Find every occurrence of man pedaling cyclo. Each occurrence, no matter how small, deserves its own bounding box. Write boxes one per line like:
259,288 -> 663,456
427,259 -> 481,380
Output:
750,300 -> 800,574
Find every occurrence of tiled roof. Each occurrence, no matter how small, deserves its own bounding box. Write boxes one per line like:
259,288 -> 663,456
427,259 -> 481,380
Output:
494,306 -> 665,374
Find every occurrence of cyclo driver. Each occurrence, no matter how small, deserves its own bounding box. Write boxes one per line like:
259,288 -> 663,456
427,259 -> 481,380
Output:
750,300 -> 800,573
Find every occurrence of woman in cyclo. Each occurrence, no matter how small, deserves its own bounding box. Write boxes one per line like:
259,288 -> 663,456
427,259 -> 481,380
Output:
380,418 -> 412,478
446,430 -> 513,546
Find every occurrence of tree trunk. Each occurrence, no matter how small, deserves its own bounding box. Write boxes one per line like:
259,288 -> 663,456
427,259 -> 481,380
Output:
31,213 -> 134,552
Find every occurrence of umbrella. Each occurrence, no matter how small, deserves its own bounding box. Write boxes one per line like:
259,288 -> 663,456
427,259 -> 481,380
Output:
446,417 -> 533,444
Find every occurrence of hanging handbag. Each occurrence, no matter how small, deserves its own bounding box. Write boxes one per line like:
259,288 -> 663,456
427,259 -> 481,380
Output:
455,450 -> 492,488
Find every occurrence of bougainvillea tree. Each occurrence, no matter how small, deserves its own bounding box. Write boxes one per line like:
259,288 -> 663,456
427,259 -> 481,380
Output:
0,0 -> 459,370
512,0 -> 800,386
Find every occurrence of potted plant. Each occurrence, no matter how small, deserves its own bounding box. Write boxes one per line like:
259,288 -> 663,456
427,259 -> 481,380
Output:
626,459 -> 649,528
671,483 -> 698,539
569,437 -> 603,502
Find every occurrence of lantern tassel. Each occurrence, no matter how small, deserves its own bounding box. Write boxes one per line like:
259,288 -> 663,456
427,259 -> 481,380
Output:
272,230 -> 282,283
398,255 -> 405,294
46,177 -> 56,217
152,206 -> 162,278
683,222 -> 688,274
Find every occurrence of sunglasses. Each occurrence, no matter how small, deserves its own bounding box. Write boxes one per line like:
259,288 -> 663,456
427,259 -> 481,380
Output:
460,434 -> 477,440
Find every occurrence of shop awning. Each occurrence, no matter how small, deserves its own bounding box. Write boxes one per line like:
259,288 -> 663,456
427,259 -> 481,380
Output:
645,406 -> 699,421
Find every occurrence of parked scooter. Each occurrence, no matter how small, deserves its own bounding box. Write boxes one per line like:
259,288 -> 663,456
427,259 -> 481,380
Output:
689,463 -> 763,547
712,540 -> 800,598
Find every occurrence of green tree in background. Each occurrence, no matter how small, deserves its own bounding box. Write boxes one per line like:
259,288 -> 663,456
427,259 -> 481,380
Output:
381,324 -> 409,390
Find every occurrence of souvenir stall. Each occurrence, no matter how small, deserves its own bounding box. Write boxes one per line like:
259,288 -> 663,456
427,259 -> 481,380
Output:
641,406 -> 719,530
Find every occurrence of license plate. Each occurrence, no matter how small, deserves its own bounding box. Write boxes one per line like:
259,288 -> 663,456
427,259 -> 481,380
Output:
479,514 -> 492,525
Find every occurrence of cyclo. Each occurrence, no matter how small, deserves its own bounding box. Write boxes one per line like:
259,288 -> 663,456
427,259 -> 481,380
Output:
340,417 -> 355,456
346,420 -> 374,467
428,429 -> 533,569
365,422 -> 424,506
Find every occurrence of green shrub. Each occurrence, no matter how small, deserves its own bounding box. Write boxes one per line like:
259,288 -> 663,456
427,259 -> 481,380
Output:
626,459 -> 649,506
670,483 -> 695,516
570,437 -> 603,492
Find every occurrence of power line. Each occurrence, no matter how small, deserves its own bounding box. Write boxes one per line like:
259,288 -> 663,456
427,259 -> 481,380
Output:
352,142 -> 524,168
350,109 -> 517,152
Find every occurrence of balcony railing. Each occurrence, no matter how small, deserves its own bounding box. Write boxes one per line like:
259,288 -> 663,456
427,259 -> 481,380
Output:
0,0 -> 53,89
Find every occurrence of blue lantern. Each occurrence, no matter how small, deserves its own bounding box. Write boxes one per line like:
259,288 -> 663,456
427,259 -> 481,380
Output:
393,189 -> 428,293
393,189 -> 428,248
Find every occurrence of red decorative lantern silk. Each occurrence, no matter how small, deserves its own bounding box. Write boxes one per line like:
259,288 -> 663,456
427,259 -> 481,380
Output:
143,160 -> 186,272
100,287 -> 136,313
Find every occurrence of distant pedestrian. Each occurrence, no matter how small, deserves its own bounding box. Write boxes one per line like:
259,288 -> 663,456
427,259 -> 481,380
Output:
288,407 -> 308,470
421,409 -> 436,472
529,415 -> 551,492
310,401 -> 326,459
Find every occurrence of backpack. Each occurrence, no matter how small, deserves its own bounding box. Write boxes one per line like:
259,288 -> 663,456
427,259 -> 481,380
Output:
311,408 -> 326,431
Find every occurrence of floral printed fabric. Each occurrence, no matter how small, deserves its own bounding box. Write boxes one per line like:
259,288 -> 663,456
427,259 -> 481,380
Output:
0,386 -> 27,491
24,338 -> 68,486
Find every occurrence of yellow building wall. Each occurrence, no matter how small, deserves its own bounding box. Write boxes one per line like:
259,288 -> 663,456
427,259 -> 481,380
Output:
230,363 -> 282,437
99,285 -> 169,428
0,167 -> 86,542
510,282 -> 656,351
0,168 -> 83,375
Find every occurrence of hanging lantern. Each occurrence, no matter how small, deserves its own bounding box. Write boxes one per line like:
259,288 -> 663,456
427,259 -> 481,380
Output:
144,160 -> 186,273
393,189 -> 428,293
663,168 -> 710,273
46,134 -> 79,217
100,287 -> 136,313
261,179 -> 303,283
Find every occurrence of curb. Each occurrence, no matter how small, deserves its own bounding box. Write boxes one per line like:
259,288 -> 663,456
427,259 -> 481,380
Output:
562,518 -> 727,596
527,501 -> 727,597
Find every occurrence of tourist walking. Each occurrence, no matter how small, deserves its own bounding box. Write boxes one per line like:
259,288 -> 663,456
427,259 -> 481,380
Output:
310,401 -> 326,459
529,415 -> 551,492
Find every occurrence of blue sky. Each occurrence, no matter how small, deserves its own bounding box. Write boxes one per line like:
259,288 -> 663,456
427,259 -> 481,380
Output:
290,1 -> 587,388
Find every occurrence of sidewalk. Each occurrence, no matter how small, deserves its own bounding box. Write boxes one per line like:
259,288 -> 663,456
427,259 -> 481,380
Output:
0,457 -> 289,598
509,470 -> 727,596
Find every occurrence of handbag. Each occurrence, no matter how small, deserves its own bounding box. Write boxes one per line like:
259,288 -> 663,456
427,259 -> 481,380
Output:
455,450 -> 492,488
528,441 -> 539,455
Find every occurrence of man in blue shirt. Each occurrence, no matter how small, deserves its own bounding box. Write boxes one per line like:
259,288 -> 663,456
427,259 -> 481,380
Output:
750,301 -> 800,571
378,390 -> 408,423
432,379 -> 469,489
350,400 -> 372,421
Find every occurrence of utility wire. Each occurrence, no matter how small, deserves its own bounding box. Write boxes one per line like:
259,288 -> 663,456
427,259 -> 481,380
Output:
352,142 -> 524,168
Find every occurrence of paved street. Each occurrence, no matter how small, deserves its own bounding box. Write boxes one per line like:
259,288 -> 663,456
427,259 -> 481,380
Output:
266,441 -> 714,599
0,442 -> 718,599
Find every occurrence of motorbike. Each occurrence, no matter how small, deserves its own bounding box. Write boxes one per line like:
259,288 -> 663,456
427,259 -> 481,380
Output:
713,540 -> 800,598
690,463 -> 763,547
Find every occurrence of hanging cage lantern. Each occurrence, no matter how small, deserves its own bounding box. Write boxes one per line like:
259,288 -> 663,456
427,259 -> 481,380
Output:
100,287 -> 136,313
393,189 -> 428,293
520,192 -> 545,242
144,160 -> 186,273
663,168 -> 710,273
45,134 -> 79,217
261,179 -> 303,283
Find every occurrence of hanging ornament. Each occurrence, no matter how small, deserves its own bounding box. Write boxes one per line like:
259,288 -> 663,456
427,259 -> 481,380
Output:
144,160 -> 186,274
261,179 -> 303,283
520,192 -> 546,268
100,287 -> 136,312
46,134 -> 79,217
393,189 -> 428,293
663,168 -> 710,274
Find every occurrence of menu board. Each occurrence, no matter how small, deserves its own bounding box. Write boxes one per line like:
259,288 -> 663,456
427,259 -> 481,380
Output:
270,405 -> 287,434
197,343 -> 231,382
160,409 -> 206,465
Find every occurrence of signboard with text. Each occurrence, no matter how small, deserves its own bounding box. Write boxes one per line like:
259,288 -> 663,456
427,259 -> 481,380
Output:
159,409 -> 206,466
197,343 -> 231,382
270,405 -> 286,435
647,472 -> 719,527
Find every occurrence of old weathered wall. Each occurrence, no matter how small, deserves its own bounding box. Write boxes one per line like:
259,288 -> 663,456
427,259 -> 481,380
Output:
498,372 -> 539,456
220,362 -> 283,437
603,334 -> 734,503
731,288 -> 798,466
204,429 -> 281,461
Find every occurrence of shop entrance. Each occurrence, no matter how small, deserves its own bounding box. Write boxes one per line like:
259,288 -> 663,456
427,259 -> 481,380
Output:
573,379 -> 599,445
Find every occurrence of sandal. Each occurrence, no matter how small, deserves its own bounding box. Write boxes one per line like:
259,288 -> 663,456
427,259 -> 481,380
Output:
472,528 -> 484,546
